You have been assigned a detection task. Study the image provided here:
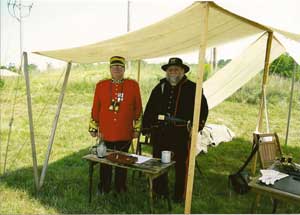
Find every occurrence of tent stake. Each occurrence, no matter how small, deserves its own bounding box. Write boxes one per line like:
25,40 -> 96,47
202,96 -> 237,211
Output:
39,62 -> 72,189
23,52 -> 39,191
184,2 -> 209,214
252,31 -> 273,175
285,61 -> 297,146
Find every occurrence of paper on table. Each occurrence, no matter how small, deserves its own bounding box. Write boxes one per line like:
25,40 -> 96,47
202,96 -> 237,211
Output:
259,169 -> 289,185
131,154 -> 152,164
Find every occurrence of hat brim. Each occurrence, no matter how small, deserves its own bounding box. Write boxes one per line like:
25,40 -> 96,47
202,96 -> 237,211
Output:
161,63 -> 190,73
110,63 -> 125,67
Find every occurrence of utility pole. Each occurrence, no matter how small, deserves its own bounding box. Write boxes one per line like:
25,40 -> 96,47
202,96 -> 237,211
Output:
213,47 -> 217,72
127,0 -> 131,72
7,0 -> 33,67
3,0 -> 33,175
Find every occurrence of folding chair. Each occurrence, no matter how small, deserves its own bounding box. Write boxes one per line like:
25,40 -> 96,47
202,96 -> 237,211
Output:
253,132 -> 282,169
251,132 -> 283,213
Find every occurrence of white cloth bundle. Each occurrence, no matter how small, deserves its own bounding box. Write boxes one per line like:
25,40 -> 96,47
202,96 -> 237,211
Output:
196,124 -> 235,155
259,169 -> 289,185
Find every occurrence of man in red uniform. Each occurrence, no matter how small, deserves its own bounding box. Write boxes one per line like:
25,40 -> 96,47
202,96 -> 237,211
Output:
89,56 -> 142,193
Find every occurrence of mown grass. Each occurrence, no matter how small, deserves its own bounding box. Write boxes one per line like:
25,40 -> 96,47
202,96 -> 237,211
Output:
0,63 -> 300,214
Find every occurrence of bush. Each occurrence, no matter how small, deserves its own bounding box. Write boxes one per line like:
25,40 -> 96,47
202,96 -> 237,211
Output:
227,73 -> 300,106
0,79 -> 4,89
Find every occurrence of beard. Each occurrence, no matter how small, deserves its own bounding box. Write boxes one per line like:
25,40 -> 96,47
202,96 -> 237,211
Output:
167,74 -> 184,86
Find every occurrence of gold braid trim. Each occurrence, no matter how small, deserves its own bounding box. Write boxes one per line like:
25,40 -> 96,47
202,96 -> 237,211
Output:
89,118 -> 98,133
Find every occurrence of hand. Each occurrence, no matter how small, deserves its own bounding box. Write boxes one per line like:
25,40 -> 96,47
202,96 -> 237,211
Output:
90,131 -> 97,137
133,131 -> 139,139
97,132 -> 102,139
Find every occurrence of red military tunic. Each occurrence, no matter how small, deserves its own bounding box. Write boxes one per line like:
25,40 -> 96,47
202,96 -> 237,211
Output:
91,78 -> 142,142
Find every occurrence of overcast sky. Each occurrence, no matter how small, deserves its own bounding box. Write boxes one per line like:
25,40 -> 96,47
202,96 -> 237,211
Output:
1,0 -> 300,69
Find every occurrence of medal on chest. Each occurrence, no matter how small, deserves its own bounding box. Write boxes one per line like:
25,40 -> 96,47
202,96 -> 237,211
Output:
109,82 -> 124,112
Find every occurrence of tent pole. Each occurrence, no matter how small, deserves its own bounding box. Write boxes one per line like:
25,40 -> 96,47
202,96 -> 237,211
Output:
137,60 -> 141,83
252,31 -> 273,175
23,52 -> 39,191
257,31 -> 273,131
184,2 -> 209,214
285,61 -> 297,146
39,62 -> 72,189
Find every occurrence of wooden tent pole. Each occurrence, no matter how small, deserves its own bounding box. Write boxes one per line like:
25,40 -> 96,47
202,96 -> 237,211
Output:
257,31 -> 273,131
285,61 -> 297,146
23,52 -> 39,190
39,62 -> 72,189
137,60 -> 141,83
252,31 -> 273,175
184,2 -> 209,214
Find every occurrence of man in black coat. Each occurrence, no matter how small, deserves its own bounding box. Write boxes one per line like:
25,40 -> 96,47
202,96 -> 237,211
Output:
142,57 -> 209,202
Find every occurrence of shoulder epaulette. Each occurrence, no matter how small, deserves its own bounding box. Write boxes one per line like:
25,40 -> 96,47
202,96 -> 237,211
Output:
97,78 -> 110,84
125,78 -> 139,84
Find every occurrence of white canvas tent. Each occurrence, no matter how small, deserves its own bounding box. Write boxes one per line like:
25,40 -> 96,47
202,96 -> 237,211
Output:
21,1 -> 300,213
34,2 -> 299,63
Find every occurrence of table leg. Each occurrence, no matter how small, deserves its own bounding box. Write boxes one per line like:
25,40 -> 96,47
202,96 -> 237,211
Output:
272,198 -> 278,214
148,177 -> 154,213
89,161 -> 95,203
167,194 -> 172,212
251,194 -> 261,213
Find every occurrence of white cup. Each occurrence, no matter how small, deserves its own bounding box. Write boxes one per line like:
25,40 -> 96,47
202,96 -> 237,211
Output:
161,151 -> 173,163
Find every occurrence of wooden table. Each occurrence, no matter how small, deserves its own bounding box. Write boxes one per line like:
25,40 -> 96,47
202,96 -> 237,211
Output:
83,151 -> 175,213
249,176 -> 300,213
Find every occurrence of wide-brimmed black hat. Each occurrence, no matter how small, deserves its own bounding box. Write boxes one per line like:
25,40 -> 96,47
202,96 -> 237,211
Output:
161,57 -> 190,73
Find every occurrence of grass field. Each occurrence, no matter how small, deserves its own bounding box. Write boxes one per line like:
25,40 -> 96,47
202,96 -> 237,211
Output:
0,63 -> 300,214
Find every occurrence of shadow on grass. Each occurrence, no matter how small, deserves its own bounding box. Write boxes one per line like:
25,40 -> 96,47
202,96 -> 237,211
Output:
1,138 -> 300,214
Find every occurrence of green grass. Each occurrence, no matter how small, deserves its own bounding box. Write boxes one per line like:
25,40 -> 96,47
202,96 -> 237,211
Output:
0,65 -> 300,214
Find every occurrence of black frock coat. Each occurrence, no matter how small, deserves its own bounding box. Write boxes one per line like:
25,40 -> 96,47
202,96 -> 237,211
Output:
142,75 -> 209,200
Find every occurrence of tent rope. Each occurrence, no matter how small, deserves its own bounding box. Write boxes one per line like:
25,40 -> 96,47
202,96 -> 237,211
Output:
3,60 -> 22,174
0,67 -> 2,174
7,69 -> 66,171
255,53 -> 283,132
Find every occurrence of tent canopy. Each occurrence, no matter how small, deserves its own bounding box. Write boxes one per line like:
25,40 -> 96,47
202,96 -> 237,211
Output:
33,2 -> 300,64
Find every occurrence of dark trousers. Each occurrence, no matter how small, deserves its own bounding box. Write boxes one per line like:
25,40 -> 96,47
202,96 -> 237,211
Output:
99,140 -> 131,193
151,126 -> 190,201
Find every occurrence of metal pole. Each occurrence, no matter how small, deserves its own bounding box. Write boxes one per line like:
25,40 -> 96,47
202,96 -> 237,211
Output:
19,0 -> 23,66
23,52 -> 39,190
39,62 -> 72,189
213,47 -> 217,72
127,0 -> 131,72
184,2 -> 209,214
285,61 -> 297,146
137,60 -> 141,83
127,0 -> 130,33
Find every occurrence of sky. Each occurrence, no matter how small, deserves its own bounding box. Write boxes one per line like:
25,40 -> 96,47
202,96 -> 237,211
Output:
1,0 -> 300,70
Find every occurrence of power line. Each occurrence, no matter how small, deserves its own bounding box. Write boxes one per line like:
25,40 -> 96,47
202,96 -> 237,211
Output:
7,0 -> 33,64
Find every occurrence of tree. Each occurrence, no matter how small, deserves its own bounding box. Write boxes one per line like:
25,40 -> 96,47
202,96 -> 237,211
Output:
269,54 -> 298,79
27,63 -> 39,72
217,59 -> 231,69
